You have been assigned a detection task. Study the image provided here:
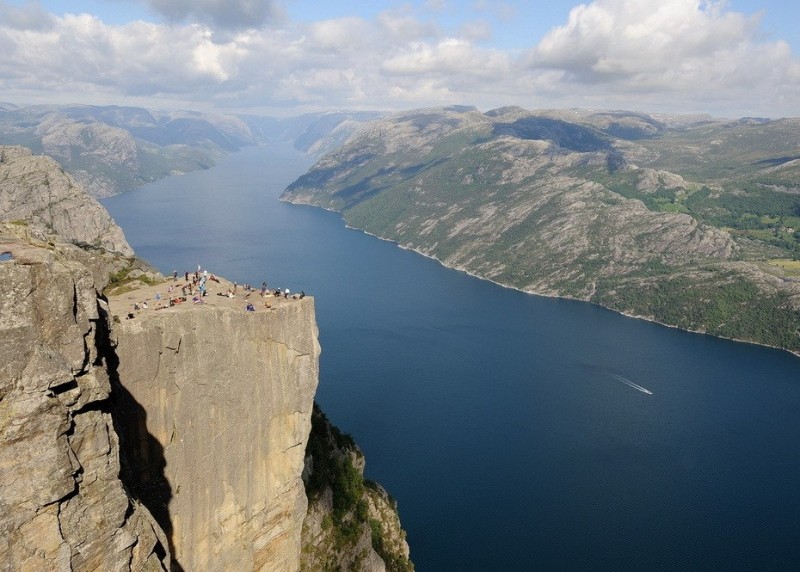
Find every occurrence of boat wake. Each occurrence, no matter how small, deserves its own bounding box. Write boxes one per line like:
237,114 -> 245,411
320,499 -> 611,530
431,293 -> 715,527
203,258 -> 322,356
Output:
609,373 -> 653,395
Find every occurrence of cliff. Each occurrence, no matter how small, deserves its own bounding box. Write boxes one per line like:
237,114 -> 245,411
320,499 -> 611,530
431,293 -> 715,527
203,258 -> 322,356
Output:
1,145 -> 412,571
0,146 -> 133,256
108,281 -> 321,571
0,230 -> 170,570
301,405 -> 412,572
106,275 -> 412,571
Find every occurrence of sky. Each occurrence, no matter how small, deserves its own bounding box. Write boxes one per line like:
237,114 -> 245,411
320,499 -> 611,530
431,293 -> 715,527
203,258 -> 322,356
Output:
1,0 -> 799,118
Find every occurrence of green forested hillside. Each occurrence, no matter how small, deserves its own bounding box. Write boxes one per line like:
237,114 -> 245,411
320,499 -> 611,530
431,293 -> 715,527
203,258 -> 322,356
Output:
283,106 -> 800,354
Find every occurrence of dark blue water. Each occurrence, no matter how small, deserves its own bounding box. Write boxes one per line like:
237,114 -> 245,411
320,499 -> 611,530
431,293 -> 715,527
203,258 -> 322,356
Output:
104,144 -> 800,571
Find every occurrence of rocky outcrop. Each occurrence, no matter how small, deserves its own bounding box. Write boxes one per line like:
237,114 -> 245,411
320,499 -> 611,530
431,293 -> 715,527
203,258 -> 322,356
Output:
109,292 -> 321,571
301,405 -> 413,572
0,233 -> 169,570
1,142 -> 411,569
0,226 -> 411,570
0,146 -> 133,256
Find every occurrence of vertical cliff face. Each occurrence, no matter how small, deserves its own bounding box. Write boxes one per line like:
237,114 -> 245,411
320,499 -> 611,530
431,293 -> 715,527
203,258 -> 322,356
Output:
0,229 -> 407,571
2,144 -> 411,571
0,233 -> 169,570
110,294 -> 321,571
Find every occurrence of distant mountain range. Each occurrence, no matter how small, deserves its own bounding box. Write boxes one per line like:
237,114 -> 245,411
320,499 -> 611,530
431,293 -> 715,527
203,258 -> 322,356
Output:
0,103 -> 381,197
282,106 -> 800,354
5,101 -> 799,353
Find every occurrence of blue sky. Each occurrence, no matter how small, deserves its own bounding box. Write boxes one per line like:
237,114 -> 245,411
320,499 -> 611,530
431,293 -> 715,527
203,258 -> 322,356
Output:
2,1 -> 799,117
24,0 -> 800,50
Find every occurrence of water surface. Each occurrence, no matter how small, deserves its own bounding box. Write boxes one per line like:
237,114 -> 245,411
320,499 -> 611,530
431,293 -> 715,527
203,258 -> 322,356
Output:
104,144 -> 800,570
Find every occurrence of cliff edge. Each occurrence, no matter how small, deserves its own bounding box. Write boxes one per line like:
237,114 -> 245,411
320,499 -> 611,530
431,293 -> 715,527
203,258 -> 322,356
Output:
1,146 -> 412,571
108,280 -> 320,571
0,146 -> 132,256
0,230 -> 169,570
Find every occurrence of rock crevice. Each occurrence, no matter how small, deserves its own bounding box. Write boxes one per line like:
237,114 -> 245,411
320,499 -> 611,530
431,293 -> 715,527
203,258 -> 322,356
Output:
0,236 -> 170,571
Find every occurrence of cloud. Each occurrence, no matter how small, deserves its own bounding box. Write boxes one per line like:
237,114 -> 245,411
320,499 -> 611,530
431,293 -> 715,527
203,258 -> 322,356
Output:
0,12 -> 250,102
307,17 -> 371,53
382,38 -> 508,77
140,0 -> 283,30
531,0 -> 756,80
0,1 -> 55,30
459,20 -> 492,42
0,0 -> 797,117
523,0 -> 800,114
376,8 -> 439,43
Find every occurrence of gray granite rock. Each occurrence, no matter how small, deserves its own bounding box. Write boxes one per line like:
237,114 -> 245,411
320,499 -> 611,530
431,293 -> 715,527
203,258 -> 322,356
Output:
0,146 -> 133,256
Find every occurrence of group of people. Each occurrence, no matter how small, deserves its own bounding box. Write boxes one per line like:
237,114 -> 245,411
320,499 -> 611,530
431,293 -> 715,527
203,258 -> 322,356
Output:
128,265 -> 307,315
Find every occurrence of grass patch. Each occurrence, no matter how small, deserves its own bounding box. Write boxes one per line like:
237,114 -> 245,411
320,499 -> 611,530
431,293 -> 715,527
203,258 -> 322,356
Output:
105,266 -> 162,294
768,259 -> 800,277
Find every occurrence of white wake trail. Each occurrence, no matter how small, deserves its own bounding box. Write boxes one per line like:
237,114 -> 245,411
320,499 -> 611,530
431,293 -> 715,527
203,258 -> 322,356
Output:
610,373 -> 653,395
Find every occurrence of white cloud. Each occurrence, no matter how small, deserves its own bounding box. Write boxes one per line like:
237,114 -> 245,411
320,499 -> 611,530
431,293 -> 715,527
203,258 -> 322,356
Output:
0,0 -> 797,117
459,20 -> 492,42
532,0 -> 758,80
0,1 -> 55,30
382,38 -> 504,76
524,0 -> 800,114
307,17 -> 371,53
376,8 -> 439,43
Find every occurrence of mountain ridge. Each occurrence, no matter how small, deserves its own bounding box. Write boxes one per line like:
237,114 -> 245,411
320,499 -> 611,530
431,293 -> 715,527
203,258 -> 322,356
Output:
282,106 -> 800,355
0,104 -> 381,197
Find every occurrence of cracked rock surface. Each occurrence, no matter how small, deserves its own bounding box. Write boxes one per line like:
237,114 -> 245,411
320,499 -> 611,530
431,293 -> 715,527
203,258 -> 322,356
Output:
0,235 -> 169,571
0,146 -> 133,256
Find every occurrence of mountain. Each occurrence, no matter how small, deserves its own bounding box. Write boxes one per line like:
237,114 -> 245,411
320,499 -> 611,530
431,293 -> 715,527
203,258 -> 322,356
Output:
282,106 -> 800,354
0,104 -> 382,197
0,104 -> 257,197
240,110 -> 384,157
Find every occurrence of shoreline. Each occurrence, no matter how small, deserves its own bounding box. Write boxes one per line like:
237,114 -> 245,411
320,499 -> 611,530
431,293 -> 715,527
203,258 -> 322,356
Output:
282,195 -> 800,361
